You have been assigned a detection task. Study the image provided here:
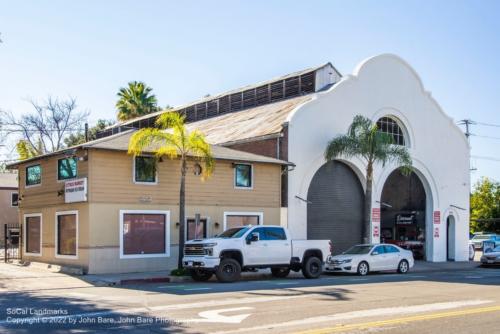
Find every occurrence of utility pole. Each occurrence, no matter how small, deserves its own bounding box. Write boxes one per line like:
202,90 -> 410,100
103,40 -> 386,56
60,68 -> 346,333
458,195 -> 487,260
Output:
458,119 -> 475,141
458,119 -> 477,171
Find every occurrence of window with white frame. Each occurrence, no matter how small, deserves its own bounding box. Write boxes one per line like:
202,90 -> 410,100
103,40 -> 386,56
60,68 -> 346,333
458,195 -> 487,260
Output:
376,117 -> 406,146
234,163 -> 252,188
11,193 -> 19,207
134,156 -> 157,183
56,211 -> 78,258
224,212 -> 262,231
24,214 -> 42,255
120,210 -> 170,258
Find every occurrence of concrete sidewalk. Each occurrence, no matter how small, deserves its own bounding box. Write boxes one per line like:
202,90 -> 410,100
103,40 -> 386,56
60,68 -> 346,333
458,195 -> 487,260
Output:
80,260 -> 482,286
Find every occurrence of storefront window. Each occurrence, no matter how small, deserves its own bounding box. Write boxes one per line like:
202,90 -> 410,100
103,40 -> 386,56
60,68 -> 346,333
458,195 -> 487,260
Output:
134,156 -> 157,183
122,213 -> 166,255
235,164 -> 252,188
58,158 -> 78,180
25,215 -> 41,254
225,214 -> 260,230
57,213 -> 77,256
26,164 -> 42,186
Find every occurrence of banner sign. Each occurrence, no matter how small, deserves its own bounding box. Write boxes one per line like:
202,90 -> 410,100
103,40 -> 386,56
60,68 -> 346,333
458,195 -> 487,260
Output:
433,211 -> 441,224
434,227 -> 440,238
373,224 -> 380,238
372,208 -> 380,222
65,178 -> 87,203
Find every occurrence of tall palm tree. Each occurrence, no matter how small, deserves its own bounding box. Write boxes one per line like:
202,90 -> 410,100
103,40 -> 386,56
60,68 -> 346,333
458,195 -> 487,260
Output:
128,112 -> 215,268
325,115 -> 412,243
116,81 -> 158,121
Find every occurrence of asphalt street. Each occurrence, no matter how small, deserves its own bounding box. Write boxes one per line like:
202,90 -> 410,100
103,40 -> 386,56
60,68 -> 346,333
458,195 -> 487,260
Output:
1,262 -> 499,333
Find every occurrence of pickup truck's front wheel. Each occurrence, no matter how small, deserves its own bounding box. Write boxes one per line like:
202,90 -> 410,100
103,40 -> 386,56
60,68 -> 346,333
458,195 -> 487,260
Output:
215,258 -> 241,283
189,269 -> 213,282
302,256 -> 322,279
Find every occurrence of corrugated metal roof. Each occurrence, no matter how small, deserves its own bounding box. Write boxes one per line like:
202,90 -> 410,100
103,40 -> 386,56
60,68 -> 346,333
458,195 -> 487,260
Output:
186,95 -> 312,145
0,172 -> 18,188
7,130 -> 292,168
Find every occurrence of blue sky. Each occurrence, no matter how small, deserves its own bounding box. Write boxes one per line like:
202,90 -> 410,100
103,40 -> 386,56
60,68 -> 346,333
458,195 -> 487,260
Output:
1,1 -> 499,184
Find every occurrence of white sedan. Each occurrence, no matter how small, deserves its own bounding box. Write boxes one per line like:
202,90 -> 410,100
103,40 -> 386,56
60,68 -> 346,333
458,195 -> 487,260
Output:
325,244 -> 414,276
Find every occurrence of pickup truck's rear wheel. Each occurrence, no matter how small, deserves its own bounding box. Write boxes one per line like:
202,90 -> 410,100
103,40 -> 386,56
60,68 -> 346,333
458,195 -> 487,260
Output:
215,258 -> 241,283
271,267 -> 290,278
302,257 -> 322,279
189,269 -> 213,282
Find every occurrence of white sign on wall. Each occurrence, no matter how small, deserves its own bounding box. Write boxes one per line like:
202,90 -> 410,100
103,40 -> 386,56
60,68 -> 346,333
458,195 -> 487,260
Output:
65,178 -> 87,203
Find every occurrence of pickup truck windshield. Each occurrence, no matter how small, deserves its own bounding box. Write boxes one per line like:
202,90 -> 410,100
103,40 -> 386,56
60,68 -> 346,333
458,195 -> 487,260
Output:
344,245 -> 373,255
218,227 -> 250,238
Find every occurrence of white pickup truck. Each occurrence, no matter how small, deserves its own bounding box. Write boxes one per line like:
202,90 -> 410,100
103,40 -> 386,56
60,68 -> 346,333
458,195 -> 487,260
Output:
182,225 -> 331,282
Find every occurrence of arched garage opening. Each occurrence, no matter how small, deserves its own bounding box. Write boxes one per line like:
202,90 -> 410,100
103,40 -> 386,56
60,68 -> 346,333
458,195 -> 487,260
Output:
380,169 -> 427,259
307,160 -> 364,254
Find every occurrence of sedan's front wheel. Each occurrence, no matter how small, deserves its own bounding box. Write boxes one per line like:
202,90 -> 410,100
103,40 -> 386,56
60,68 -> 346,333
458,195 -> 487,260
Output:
397,260 -> 409,274
357,261 -> 369,276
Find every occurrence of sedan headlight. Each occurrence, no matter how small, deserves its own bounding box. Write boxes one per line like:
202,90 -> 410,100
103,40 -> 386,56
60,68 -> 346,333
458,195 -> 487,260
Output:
342,259 -> 352,264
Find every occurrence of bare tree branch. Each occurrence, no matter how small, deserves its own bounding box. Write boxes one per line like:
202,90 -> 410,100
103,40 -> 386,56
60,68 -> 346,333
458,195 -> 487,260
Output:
0,96 -> 89,159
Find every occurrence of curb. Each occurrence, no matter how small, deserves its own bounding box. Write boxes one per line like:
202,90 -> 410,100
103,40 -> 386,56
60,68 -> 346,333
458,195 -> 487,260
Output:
82,275 -> 194,286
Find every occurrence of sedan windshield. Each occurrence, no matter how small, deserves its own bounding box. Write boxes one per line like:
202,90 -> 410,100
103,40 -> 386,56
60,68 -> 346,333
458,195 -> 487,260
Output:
344,245 -> 373,255
218,227 -> 250,238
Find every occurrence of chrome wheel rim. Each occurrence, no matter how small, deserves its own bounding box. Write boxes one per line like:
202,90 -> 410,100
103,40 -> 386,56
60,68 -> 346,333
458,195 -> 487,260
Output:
400,261 -> 408,272
359,263 -> 368,275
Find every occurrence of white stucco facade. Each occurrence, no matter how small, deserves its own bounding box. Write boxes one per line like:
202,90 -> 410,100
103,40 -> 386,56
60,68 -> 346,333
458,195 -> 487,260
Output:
286,54 -> 470,262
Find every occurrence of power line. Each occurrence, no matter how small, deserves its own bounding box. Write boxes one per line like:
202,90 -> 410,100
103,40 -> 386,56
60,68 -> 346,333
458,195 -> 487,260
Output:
471,155 -> 500,162
470,134 -> 500,141
475,121 -> 500,128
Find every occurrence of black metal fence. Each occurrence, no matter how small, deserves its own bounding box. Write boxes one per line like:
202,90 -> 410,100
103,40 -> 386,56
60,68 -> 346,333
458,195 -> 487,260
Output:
3,223 -> 21,262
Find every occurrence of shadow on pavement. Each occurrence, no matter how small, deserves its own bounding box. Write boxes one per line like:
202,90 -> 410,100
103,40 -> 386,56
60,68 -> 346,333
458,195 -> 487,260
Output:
0,290 -> 188,334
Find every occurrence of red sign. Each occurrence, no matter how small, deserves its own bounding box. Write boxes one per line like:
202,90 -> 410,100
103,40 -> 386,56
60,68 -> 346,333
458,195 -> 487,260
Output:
372,208 -> 381,222
373,225 -> 380,238
434,227 -> 440,238
433,211 -> 441,224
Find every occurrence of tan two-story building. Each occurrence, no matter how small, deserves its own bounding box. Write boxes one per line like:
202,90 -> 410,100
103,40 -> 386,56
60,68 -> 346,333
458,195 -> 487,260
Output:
8,130 -> 289,274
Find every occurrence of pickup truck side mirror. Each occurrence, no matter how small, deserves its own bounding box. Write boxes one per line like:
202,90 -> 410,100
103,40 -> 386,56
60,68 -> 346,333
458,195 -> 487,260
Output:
246,232 -> 259,244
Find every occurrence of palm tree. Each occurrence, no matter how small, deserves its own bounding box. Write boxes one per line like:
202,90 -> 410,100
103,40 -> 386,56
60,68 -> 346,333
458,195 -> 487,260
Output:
116,81 -> 158,121
128,112 -> 215,268
325,115 -> 412,243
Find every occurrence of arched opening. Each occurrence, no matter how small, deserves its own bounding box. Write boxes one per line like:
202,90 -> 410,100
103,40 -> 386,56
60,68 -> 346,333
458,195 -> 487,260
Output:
380,169 -> 427,259
307,160 -> 364,254
447,215 -> 456,261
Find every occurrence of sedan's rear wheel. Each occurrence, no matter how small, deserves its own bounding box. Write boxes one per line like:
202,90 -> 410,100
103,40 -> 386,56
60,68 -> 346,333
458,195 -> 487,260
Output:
357,261 -> 369,276
397,260 -> 409,274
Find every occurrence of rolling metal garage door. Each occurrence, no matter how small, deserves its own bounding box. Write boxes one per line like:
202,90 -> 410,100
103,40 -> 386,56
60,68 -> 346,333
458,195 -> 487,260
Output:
307,161 -> 364,254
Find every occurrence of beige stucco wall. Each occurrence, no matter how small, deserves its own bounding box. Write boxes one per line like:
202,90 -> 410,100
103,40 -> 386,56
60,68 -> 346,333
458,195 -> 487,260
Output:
88,203 -> 280,274
20,203 -> 90,271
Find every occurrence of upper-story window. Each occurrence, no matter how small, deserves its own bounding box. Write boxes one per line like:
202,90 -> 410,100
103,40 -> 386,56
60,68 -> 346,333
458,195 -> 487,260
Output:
376,117 -> 405,146
58,157 -> 78,181
234,163 -> 252,188
26,164 -> 42,186
134,156 -> 157,184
